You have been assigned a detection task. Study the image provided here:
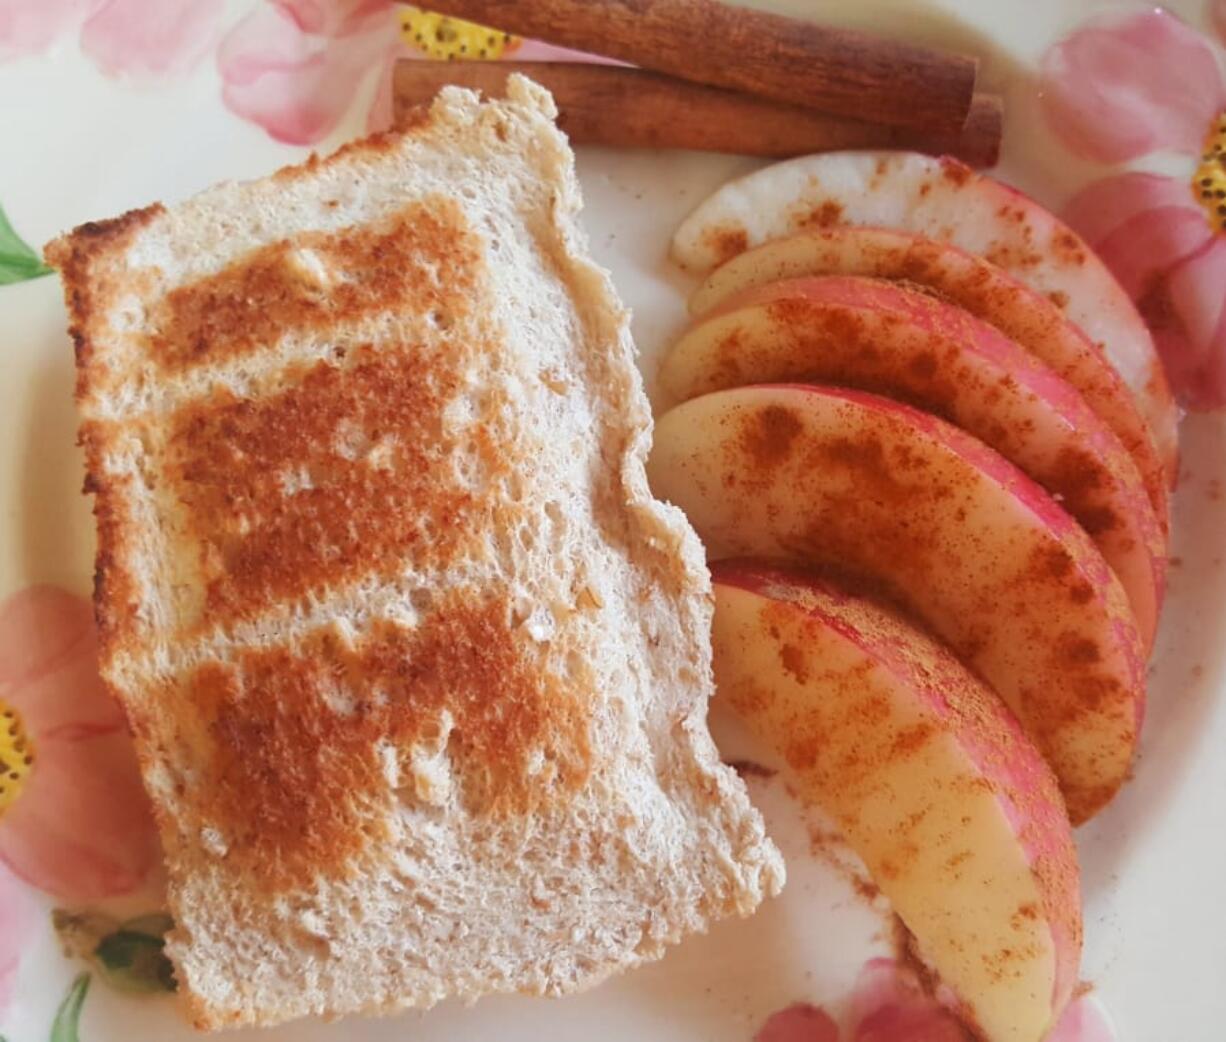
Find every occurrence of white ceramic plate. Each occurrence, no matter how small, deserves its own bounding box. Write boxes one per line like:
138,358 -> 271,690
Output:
1,2 -> 1224,1040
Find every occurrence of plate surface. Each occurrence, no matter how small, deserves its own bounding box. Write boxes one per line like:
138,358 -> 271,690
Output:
1,2 -> 1224,1040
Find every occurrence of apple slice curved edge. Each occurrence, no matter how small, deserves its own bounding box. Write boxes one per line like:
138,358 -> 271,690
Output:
669,151 -> 1178,485
712,561 -> 1082,1042
686,225 -> 1169,520
647,384 -> 1146,823
659,275 -> 1166,650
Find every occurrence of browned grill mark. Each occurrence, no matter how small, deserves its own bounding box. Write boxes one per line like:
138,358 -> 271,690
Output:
145,197 -> 480,372
146,596 -> 592,892
165,345 -> 500,626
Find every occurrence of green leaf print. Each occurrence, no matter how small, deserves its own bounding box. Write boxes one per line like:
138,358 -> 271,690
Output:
0,202 -> 52,285
49,973 -> 90,1042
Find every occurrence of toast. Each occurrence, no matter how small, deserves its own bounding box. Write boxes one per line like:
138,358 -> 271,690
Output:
46,78 -> 784,1030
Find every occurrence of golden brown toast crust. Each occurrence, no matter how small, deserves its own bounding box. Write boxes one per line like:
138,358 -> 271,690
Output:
45,204 -> 166,386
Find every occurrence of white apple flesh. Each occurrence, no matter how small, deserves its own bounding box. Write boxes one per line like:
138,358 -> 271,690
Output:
669,151 -> 1178,484
658,275 -> 1166,651
712,560 -> 1082,1042
686,226 -> 1169,522
647,384 -> 1146,823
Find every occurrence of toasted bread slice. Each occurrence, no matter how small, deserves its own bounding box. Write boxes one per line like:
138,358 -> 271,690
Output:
46,78 -> 783,1031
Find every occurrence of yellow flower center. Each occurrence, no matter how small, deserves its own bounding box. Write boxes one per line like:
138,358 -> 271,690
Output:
0,698 -> 34,819
1193,111 -> 1226,233
399,6 -> 521,60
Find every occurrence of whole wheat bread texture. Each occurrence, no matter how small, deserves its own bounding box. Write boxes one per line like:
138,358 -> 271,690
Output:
46,78 -> 784,1031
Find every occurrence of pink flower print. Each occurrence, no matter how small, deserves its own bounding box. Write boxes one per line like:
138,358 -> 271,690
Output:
217,0 -> 401,146
1040,9 -> 1225,164
1047,995 -> 1118,1042
748,959 -> 1116,1042
1062,171 -> 1226,409
0,586 -> 159,902
1039,8 -> 1226,409
80,0 -> 225,79
217,1 -> 599,146
0,0 -> 223,78
0,0 -> 95,62
752,1003 -> 840,1042
847,959 -> 968,1042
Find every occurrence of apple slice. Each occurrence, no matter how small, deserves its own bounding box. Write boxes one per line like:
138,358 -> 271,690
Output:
712,561 -> 1082,1042
646,384 -> 1146,823
669,151 -> 1178,484
686,226 -> 1168,523
658,275 -> 1165,650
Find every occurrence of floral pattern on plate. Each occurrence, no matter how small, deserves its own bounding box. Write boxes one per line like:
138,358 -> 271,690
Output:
0,204 -> 51,287
753,959 -> 1116,1042
0,0 -> 223,77
1040,7 -> 1226,409
0,587 -> 160,1016
217,1 -> 595,145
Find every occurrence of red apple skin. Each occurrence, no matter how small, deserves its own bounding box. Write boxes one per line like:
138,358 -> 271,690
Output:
669,151 -> 1178,489
712,559 -> 1082,1042
687,226 -> 1169,525
647,383 -> 1147,824
660,274 -> 1165,651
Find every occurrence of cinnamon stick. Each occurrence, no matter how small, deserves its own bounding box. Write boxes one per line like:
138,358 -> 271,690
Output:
403,0 -> 978,136
392,62 -> 1003,168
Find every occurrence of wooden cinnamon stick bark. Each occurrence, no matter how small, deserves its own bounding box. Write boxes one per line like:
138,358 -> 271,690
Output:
403,0 -> 978,136
393,62 -> 1003,168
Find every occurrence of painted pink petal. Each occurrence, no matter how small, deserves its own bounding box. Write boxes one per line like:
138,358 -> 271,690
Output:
273,0 -> 393,38
1046,995 -> 1118,1042
1061,173 -> 1226,410
1151,236 -> 1226,409
7,638 -> 127,740
0,586 -> 94,693
0,720 -> 157,901
1088,204 -> 1211,303
0,586 -> 155,900
849,959 -> 967,1042
0,587 -> 124,737
1063,172 -> 1203,251
1063,173 -> 1210,303
1039,9 -> 1226,163
753,1003 -> 841,1042
80,0 -> 224,79
218,1 -> 396,145
0,863 -> 37,1016
217,2 -> 318,87
0,0 -> 100,61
